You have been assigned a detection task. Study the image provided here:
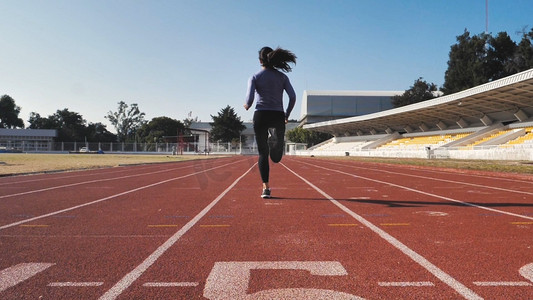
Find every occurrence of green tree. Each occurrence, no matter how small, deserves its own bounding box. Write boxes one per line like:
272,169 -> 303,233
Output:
442,30 -> 490,95
209,105 -> 246,143
85,122 -> 117,142
106,101 -> 146,142
28,109 -> 85,141
506,27 -> 533,73
28,112 -> 59,129
54,109 -> 87,141
0,95 -> 24,128
286,127 -> 332,148
137,116 -> 184,143
391,78 -> 438,108
486,31 -> 517,81
29,109 -> 116,142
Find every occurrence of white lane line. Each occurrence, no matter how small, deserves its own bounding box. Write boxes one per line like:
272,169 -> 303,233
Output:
143,282 -> 199,287
301,161 -> 533,221
473,281 -> 532,286
0,159 -> 244,231
283,163 -> 483,300
0,159 -> 231,199
0,167 -> 178,199
378,281 -> 435,287
98,164 -> 255,300
0,263 -> 55,292
48,282 -> 104,287
402,166 -> 533,185
0,165 -> 153,187
323,160 -> 533,196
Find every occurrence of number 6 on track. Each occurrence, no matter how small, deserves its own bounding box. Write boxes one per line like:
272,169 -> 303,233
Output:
203,261 -> 364,299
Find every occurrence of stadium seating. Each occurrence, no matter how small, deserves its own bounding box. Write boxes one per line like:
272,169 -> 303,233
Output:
500,127 -> 533,147
377,133 -> 472,150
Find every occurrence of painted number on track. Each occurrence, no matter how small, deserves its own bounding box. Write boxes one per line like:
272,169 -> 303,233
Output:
203,261 -> 364,299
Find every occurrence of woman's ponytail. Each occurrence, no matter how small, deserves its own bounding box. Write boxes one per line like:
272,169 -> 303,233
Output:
259,46 -> 296,72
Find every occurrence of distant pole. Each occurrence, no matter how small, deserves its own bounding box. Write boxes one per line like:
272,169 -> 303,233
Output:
485,0 -> 489,34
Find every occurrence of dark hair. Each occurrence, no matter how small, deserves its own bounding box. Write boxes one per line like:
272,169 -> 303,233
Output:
259,46 -> 297,72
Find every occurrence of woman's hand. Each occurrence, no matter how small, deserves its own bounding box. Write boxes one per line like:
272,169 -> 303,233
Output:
243,104 -> 250,110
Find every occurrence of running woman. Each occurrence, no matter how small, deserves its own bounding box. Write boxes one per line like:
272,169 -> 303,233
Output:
243,46 -> 297,198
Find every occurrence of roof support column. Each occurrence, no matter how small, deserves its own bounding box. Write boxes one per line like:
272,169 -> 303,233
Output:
419,123 -> 429,132
456,118 -> 468,128
514,109 -> 529,122
480,114 -> 493,126
436,121 -> 448,130
403,125 -> 414,133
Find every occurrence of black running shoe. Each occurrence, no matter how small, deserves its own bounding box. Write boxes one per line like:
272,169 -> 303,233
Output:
261,188 -> 271,198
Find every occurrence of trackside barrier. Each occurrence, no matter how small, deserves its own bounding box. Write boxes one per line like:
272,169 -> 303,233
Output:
297,143 -> 533,161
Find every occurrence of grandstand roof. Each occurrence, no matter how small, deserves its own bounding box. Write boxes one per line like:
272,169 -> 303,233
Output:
304,68 -> 533,136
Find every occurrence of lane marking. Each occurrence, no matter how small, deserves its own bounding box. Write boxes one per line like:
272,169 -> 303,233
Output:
0,234 -> 170,238
0,161 -> 206,197
473,281 -> 532,286
283,163 -> 483,300
325,160 -> 533,197
204,261 -> 356,299
378,281 -> 434,287
0,263 -> 55,292
300,161 -> 533,221
0,159 -> 245,231
400,165 -> 533,185
48,282 -> 104,287
511,222 -> 533,225
143,282 -> 199,287
519,263 -> 533,282
414,211 -> 448,217
321,214 -> 345,218
0,164 -> 158,187
0,167 -> 182,200
99,164 -> 256,300
200,224 -> 231,228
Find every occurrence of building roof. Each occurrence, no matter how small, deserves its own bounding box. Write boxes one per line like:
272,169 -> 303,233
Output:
303,68 -> 533,135
0,128 -> 57,137
300,90 -> 403,123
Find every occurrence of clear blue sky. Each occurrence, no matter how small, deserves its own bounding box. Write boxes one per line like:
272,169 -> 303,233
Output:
2,0 -> 532,130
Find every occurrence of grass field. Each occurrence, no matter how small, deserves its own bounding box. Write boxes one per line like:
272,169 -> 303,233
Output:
0,153 -> 215,176
332,156 -> 533,175
0,153 -> 532,176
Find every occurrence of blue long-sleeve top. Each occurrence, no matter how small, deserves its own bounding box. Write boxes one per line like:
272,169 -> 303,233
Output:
245,68 -> 296,119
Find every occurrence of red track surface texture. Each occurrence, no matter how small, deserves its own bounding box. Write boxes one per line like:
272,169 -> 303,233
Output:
0,156 -> 532,299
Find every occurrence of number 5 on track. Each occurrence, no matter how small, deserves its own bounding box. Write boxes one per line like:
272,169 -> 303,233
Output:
203,261 -> 363,299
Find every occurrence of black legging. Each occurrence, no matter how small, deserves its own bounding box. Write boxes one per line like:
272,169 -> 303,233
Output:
253,110 -> 286,183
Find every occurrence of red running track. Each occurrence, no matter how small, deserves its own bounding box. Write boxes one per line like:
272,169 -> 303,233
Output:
0,156 -> 532,299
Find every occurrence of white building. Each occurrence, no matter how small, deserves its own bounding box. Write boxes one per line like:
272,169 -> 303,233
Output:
0,129 -> 57,152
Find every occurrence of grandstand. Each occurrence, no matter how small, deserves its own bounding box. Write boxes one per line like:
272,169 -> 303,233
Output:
299,68 -> 533,161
